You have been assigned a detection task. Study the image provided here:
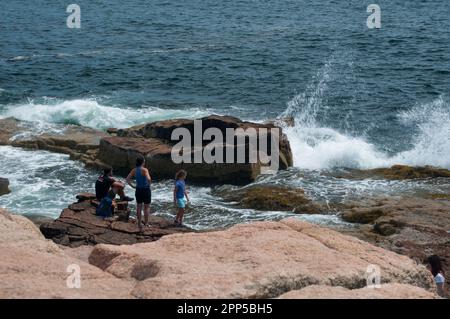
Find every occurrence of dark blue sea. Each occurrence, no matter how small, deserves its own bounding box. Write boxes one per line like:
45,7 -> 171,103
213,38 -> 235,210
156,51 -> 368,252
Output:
0,0 -> 449,228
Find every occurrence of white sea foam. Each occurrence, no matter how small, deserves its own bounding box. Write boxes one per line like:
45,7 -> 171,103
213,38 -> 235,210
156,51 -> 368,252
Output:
0,146 -> 97,217
7,55 -> 31,62
2,99 -> 209,129
392,98 -> 450,168
284,126 -> 392,169
281,61 -> 450,170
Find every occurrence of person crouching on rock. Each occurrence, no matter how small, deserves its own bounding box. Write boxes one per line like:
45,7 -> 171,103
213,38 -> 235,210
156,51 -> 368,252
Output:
173,169 -> 190,226
96,186 -> 118,218
126,155 -> 152,232
427,255 -> 447,298
95,167 -> 133,202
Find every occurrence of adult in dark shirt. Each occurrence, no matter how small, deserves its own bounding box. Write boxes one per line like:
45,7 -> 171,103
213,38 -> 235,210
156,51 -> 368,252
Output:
95,167 -> 133,202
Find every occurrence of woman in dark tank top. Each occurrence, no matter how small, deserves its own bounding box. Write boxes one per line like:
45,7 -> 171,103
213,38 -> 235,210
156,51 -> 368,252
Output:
126,155 -> 152,232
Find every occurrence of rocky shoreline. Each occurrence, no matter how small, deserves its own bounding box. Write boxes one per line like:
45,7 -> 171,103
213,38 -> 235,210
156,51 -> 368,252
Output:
0,208 -> 438,298
338,196 -> 450,281
1,115 -> 449,298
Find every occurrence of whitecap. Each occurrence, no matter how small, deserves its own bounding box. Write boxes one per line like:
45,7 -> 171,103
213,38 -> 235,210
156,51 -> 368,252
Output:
2,98 -> 210,130
7,55 -> 30,62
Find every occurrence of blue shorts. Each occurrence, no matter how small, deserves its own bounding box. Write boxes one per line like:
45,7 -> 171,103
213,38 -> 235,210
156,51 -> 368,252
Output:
176,198 -> 187,208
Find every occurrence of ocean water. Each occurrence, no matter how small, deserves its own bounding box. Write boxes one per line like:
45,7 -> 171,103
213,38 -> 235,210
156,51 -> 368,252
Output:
0,1 -> 449,228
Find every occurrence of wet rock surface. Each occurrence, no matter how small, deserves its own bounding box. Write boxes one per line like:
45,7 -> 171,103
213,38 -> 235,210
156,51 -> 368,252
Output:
0,118 -> 22,145
338,195 -> 450,296
214,184 -> 323,214
40,194 -> 192,247
334,165 -> 450,180
0,178 -> 10,196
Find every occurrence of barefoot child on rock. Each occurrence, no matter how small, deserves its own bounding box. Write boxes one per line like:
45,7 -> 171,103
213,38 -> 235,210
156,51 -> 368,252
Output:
173,169 -> 190,226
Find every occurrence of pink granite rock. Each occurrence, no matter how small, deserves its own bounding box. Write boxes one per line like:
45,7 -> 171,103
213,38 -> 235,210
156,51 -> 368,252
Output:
0,209 -> 132,298
89,218 -> 434,299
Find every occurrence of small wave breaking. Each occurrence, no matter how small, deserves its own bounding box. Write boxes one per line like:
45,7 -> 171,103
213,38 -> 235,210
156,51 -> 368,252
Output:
2,98 -> 209,130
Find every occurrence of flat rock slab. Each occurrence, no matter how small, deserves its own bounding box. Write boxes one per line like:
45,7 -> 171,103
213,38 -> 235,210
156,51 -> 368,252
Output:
0,118 -> 109,170
98,115 -> 293,184
40,195 -> 192,247
10,125 -> 107,153
89,218 -> 434,299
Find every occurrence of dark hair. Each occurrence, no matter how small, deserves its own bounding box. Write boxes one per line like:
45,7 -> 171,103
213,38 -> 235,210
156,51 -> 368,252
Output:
103,167 -> 112,176
136,155 -> 145,167
175,169 -> 187,180
427,255 -> 444,277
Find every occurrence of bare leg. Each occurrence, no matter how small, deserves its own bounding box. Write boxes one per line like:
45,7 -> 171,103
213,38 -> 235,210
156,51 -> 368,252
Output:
175,208 -> 185,225
136,203 -> 143,231
436,283 -> 445,297
143,204 -> 150,226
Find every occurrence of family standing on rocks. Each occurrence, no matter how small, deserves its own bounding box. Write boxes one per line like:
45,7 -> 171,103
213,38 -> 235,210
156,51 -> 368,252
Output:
95,155 -> 190,231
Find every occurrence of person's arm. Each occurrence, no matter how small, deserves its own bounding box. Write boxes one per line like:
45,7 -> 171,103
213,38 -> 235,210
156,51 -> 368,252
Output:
126,169 -> 136,189
144,168 -> 152,184
173,185 -> 178,205
184,187 -> 190,202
